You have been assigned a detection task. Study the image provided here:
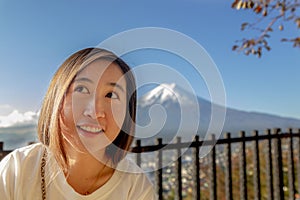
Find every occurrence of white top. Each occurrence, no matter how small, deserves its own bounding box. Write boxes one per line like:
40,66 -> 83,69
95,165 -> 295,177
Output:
0,143 -> 157,200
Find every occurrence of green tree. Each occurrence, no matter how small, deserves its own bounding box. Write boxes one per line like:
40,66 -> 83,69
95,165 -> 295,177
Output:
231,0 -> 300,57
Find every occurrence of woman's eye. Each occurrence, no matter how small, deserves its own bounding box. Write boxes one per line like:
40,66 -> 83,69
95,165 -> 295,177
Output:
106,92 -> 119,99
74,85 -> 89,94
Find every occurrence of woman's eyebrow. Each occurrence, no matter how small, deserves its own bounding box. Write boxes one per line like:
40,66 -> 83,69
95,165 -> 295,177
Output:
108,82 -> 125,92
74,77 -> 93,83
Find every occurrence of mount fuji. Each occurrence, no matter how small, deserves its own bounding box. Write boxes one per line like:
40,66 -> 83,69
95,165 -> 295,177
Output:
135,83 -> 300,141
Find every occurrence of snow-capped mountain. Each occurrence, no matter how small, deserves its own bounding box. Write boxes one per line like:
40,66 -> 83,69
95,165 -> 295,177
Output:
136,83 -> 300,141
136,83 -> 203,142
138,83 -> 196,107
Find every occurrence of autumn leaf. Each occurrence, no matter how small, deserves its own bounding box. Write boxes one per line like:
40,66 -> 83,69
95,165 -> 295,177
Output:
254,5 -> 262,14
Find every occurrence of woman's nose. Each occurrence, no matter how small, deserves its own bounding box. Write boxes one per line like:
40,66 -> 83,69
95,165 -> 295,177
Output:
83,99 -> 105,119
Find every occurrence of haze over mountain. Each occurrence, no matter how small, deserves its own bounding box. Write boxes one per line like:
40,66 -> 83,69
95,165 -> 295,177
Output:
1,83 -> 300,149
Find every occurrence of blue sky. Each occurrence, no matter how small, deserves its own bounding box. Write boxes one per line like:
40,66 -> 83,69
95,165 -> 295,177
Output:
0,0 -> 299,119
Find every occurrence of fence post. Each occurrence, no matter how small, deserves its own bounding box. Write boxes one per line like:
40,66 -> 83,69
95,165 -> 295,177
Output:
297,129 -> 300,198
273,128 -> 284,200
239,131 -> 247,200
209,134 -> 217,200
155,138 -> 163,200
225,132 -> 233,200
265,129 -> 274,200
0,142 -> 3,161
192,135 -> 200,200
175,137 -> 182,200
287,128 -> 295,200
135,139 -> 141,167
253,130 -> 261,200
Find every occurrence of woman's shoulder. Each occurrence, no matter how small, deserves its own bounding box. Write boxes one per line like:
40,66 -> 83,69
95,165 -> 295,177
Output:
0,142 -> 48,185
1,142 -> 45,165
0,143 -> 48,199
12,142 -> 44,155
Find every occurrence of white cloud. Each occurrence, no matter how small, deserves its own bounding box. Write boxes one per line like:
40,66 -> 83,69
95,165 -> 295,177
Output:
0,104 -> 14,115
0,110 -> 39,128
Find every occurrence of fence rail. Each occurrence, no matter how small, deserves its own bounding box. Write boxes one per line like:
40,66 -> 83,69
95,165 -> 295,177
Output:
1,128 -> 300,200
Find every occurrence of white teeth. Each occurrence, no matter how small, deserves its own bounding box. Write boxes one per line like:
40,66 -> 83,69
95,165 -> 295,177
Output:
79,126 -> 103,133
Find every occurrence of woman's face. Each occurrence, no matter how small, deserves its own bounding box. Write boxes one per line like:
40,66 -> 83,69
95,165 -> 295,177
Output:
61,59 -> 127,154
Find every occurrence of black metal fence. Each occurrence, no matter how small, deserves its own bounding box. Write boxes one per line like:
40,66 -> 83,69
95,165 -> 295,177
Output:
1,128 -> 300,200
131,128 -> 300,200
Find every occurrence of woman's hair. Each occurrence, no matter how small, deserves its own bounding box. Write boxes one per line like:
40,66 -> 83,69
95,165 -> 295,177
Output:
37,48 -> 137,169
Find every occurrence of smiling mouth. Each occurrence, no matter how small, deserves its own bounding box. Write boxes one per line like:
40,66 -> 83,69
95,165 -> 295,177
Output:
77,125 -> 104,134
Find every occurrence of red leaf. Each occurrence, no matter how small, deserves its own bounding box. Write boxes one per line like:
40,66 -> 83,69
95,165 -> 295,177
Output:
254,5 -> 262,13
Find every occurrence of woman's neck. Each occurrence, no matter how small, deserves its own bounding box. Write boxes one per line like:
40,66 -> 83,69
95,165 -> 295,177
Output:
64,143 -> 108,177
63,146 -> 115,195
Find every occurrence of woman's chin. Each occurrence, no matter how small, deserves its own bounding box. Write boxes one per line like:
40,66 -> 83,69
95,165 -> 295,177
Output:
78,133 -> 111,153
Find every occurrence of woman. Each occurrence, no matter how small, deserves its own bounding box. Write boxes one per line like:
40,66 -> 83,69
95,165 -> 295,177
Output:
0,48 -> 157,199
